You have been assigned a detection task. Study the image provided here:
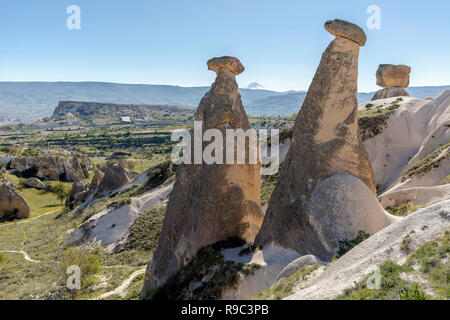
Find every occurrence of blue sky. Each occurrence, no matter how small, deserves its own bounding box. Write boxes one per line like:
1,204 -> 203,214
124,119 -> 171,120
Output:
0,0 -> 449,92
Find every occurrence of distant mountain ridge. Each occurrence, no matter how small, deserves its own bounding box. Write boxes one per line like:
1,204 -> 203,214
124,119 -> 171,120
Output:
52,101 -> 194,123
0,82 -> 448,123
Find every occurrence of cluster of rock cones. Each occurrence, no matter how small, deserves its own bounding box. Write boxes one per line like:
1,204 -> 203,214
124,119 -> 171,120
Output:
142,19 -> 399,296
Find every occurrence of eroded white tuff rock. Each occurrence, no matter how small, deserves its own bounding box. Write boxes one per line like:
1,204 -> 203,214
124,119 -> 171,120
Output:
255,20 -> 379,261
372,64 -> 411,101
287,199 -> 450,300
66,181 -> 173,252
142,57 -> 263,296
362,91 -> 450,193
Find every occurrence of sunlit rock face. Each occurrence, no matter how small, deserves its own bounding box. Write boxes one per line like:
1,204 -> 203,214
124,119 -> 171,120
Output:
255,19 -> 381,261
142,56 -> 263,296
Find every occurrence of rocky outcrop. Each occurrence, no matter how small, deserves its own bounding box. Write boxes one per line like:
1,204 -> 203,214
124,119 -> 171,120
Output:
66,180 -> 87,207
25,177 -> 46,190
66,181 -> 173,253
372,87 -> 409,100
372,64 -> 411,101
376,64 -> 411,88
362,91 -> 449,193
255,20 -> 380,261
9,156 -> 86,182
92,163 -> 130,198
142,56 -> 263,296
88,170 -> 104,191
287,199 -> 450,300
0,182 -> 30,220
324,19 -> 367,46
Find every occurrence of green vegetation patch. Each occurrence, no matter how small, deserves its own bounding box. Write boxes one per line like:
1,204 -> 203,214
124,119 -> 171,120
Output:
386,201 -> 426,217
337,260 -> 420,300
124,206 -> 166,252
260,169 -> 280,205
358,113 -> 391,141
336,231 -> 370,258
337,230 -> 449,300
4,173 -> 68,218
403,142 -> 450,179
405,230 -> 449,298
52,246 -> 102,299
132,161 -> 176,196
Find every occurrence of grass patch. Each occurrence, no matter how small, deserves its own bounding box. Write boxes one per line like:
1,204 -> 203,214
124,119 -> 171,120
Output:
398,284 -> 429,300
3,173 -> 67,218
124,206 -> 166,252
405,230 -> 449,298
386,201 -> 426,216
260,169 -> 280,205
337,230 -> 449,300
337,260 -> 416,300
404,142 -> 450,179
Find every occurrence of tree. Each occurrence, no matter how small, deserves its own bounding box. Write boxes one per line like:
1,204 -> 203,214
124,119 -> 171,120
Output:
126,160 -> 136,172
53,182 -> 69,205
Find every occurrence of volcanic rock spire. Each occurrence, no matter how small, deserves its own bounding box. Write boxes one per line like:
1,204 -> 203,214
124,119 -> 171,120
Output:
142,56 -> 263,296
255,19 -> 380,260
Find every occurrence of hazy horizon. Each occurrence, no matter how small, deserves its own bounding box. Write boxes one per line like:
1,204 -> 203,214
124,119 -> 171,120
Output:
1,1 -> 450,92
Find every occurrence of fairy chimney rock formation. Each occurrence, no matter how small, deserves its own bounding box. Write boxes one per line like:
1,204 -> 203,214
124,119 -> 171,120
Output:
372,64 -> 411,100
142,56 -> 263,296
255,19 -> 382,261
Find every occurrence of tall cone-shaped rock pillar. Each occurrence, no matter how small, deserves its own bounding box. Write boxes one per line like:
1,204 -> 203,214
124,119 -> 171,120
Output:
255,19 -> 385,261
142,56 -> 263,296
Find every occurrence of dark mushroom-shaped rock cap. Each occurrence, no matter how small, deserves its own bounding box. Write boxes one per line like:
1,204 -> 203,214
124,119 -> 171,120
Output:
207,56 -> 245,75
324,19 -> 367,46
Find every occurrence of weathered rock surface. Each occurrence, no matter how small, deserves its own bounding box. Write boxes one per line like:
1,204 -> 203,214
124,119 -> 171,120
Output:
275,255 -> 325,283
372,87 -> 409,100
0,182 -> 30,220
142,56 -> 263,296
379,184 -> 450,209
220,244 -> 301,300
301,174 -> 398,260
207,56 -> 245,75
9,156 -> 86,182
25,177 -> 46,190
255,20 -> 377,259
88,170 -> 104,192
362,91 -> 449,193
66,181 -> 173,252
92,163 -> 130,198
376,64 -> 411,88
66,180 -> 87,207
324,19 -> 367,46
286,199 -> 450,300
